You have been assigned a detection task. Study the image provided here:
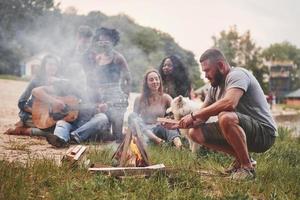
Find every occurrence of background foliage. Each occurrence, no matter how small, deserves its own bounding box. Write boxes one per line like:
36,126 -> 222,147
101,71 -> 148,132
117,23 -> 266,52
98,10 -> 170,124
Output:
0,1 -> 202,92
1,1 -> 300,92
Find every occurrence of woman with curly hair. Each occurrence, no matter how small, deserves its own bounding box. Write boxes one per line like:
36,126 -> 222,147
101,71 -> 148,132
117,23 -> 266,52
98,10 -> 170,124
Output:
83,27 -> 131,142
128,69 -> 182,148
158,55 -> 192,98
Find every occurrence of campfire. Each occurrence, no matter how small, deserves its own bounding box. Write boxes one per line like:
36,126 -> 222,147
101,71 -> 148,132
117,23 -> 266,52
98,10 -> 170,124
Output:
112,126 -> 149,167
88,121 -> 165,177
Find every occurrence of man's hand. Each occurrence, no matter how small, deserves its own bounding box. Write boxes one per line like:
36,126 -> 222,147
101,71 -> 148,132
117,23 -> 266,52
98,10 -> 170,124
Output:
97,103 -> 108,113
178,114 -> 194,128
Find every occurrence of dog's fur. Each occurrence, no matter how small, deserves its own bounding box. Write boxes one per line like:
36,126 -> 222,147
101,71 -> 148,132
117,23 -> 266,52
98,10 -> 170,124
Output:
167,95 -> 202,152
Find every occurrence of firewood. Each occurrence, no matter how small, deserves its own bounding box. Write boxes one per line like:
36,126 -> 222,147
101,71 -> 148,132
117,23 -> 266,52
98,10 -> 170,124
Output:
88,164 -> 165,177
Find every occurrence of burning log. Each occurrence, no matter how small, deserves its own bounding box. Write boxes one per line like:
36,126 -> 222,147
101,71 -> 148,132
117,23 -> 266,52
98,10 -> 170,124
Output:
112,126 -> 149,167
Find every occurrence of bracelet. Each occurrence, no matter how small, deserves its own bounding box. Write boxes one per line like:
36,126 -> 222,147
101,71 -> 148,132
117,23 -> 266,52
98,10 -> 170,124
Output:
190,112 -> 196,121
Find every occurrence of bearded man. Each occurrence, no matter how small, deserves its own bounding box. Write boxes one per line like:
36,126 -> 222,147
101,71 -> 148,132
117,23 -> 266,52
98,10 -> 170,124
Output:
166,48 -> 277,180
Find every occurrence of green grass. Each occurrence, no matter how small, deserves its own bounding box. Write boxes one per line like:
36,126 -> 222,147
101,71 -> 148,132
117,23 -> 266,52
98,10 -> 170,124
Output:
276,104 -> 300,111
0,74 -> 29,81
0,127 -> 299,200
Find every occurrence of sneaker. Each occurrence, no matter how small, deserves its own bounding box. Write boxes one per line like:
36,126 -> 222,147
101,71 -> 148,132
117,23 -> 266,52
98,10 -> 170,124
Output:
101,133 -> 116,142
225,158 -> 257,174
250,157 -> 257,167
231,168 -> 256,180
70,132 -> 81,144
46,134 -> 68,148
225,160 -> 240,174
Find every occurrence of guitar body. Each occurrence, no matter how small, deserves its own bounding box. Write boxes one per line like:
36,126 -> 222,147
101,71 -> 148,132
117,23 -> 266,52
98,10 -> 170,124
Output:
32,96 -> 80,129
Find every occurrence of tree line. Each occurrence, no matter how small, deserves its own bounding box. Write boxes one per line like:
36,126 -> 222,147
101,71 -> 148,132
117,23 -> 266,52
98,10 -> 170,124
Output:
1,1 -> 299,92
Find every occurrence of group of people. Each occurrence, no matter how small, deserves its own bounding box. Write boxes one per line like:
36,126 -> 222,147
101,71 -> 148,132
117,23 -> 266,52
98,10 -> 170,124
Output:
5,26 -> 192,149
4,25 -> 277,180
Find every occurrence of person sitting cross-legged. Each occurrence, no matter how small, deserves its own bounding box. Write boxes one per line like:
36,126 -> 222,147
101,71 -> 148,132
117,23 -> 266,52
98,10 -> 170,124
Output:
32,81 -> 110,148
128,69 -> 182,148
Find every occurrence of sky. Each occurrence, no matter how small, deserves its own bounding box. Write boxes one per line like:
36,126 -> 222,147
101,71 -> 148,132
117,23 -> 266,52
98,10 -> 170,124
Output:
56,0 -> 300,58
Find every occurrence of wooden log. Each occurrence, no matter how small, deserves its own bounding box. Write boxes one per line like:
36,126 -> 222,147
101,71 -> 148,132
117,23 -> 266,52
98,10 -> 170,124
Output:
132,120 -> 149,166
88,164 -> 165,177
119,129 -> 132,167
71,145 -> 82,155
73,146 -> 87,160
62,145 -> 87,163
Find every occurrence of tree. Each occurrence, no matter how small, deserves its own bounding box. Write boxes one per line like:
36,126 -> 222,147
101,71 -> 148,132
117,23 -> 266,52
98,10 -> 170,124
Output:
0,0 -> 55,74
213,26 -> 268,92
263,42 -> 300,90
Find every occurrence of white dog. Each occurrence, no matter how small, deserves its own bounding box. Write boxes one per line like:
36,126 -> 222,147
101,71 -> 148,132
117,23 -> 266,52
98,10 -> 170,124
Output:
167,95 -> 202,153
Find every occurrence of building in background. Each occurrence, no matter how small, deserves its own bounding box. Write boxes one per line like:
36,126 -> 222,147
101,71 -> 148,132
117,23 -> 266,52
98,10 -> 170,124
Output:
269,61 -> 295,103
21,53 -> 48,78
285,88 -> 300,106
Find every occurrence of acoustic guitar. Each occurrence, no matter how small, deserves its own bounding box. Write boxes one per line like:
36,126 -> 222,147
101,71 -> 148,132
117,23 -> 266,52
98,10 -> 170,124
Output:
32,96 -> 90,129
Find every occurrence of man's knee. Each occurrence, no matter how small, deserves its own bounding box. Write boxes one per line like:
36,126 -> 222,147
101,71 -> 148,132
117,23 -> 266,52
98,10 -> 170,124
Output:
218,111 -> 238,127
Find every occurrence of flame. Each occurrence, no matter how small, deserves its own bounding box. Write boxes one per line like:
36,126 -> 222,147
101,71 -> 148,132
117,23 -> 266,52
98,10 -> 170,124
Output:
130,137 -> 143,162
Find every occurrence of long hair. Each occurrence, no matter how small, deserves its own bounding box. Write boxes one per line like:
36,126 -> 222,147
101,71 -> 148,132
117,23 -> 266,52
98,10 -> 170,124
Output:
158,55 -> 191,97
140,69 -> 163,106
36,54 -> 60,82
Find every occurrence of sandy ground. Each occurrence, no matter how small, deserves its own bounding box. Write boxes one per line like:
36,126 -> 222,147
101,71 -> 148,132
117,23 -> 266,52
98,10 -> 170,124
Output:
0,79 -> 138,164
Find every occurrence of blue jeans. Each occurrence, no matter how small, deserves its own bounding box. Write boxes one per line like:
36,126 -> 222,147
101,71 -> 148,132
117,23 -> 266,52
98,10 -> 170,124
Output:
128,112 -> 180,143
54,113 -> 109,143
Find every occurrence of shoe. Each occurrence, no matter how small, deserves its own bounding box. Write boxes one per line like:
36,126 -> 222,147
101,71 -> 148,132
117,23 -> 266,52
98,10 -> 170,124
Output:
115,134 -> 125,144
101,133 -> 116,142
231,168 -> 256,180
250,157 -> 257,167
4,127 -> 31,136
46,134 -> 68,148
70,132 -> 81,144
225,157 -> 257,174
225,160 -> 240,174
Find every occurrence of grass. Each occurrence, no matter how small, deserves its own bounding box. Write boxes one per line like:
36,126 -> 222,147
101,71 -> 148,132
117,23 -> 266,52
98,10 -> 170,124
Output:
0,74 -> 29,81
276,103 -> 300,111
0,127 -> 299,200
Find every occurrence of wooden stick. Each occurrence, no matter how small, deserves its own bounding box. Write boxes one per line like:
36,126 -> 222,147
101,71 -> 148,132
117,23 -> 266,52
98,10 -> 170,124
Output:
73,146 -> 87,160
89,164 -> 165,177
119,129 -> 132,166
71,145 -> 82,155
133,120 -> 149,166
157,117 -> 179,124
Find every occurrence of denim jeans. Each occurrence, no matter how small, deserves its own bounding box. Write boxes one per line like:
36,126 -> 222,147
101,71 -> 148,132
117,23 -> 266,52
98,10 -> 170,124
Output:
54,113 -> 109,143
128,112 -> 180,143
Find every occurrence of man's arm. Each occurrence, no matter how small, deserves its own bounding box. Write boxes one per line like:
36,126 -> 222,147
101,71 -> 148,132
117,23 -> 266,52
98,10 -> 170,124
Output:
195,88 -> 243,120
178,88 -> 244,128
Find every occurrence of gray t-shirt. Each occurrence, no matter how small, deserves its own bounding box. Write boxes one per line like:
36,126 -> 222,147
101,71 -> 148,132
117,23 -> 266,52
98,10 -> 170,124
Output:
205,67 -> 277,135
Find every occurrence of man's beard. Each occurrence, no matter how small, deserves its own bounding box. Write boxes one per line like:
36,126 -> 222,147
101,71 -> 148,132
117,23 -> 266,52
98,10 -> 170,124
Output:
211,69 -> 223,88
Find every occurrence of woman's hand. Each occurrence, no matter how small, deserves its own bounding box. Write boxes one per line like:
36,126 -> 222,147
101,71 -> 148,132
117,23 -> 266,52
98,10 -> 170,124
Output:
97,103 -> 108,113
